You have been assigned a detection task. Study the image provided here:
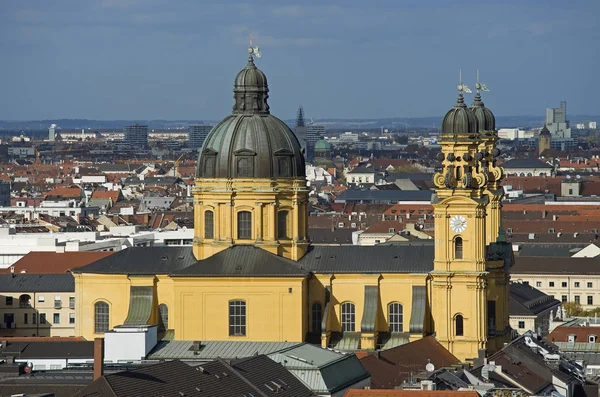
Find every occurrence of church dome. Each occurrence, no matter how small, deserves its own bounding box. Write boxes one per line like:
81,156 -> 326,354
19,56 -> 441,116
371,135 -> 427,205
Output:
314,139 -> 331,151
197,55 -> 305,179
442,94 -> 479,136
469,93 -> 496,132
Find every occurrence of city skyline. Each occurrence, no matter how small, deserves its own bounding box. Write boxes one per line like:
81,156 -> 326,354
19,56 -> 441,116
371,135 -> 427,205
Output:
0,0 -> 598,120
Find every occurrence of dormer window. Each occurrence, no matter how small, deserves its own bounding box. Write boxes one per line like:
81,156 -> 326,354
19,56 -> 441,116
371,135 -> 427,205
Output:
234,149 -> 256,178
278,157 -> 291,177
568,334 -> 576,343
274,149 -> 294,178
201,148 -> 218,178
589,335 -> 597,343
237,157 -> 252,177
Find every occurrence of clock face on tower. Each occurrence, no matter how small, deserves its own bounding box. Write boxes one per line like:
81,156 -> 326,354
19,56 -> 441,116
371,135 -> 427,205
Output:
450,215 -> 467,233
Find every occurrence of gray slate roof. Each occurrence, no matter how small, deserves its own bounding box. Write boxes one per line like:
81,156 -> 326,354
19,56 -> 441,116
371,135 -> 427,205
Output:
171,246 -> 308,277
515,243 -> 586,257
2,341 -> 93,359
73,247 -> 196,275
298,244 -> 434,273
335,189 -> 433,203
0,274 -> 74,292
75,243 -> 435,276
509,282 -> 561,316
75,356 -> 314,397
501,158 -> 553,169
347,167 -> 375,174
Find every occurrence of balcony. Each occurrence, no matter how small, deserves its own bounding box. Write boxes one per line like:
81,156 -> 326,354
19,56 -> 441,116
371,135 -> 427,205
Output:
54,300 -> 62,309
0,323 -> 15,329
19,302 -> 32,308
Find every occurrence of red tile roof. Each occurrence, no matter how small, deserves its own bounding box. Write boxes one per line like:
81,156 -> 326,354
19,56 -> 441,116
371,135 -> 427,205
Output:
91,189 -> 122,202
547,326 -> 600,343
360,337 -> 460,389
4,251 -> 115,274
45,187 -> 83,199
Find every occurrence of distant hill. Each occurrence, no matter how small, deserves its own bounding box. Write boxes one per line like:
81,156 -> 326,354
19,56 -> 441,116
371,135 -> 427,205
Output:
0,115 -> 598,133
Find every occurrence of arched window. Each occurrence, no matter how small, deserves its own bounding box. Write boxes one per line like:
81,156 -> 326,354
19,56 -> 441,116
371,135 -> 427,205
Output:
277,211 -> 289,239
455,237 -> 463,259
19,294 -> 31,308
312,302 -> 322,333
341,302 -> 356,332
237,211 -> 252,239
455,314 -> 464,336
94,302 -> 109,334
229,300 -> 246,336
204,210 -> 214,239
388,302 -> 403,333
158,304 -> 168,330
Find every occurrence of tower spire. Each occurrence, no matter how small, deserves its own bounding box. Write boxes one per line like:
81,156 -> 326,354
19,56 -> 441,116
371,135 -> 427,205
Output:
457,69 -> 472,95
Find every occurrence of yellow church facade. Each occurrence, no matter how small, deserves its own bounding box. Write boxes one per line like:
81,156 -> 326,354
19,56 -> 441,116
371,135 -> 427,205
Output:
72,51 -> 513,362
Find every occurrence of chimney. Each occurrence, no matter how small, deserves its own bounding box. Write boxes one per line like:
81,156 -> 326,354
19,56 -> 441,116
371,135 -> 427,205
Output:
94,337 -> 105,381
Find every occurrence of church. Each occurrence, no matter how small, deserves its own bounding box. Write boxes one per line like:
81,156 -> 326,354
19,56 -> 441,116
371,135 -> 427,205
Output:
72,48 -> 513,362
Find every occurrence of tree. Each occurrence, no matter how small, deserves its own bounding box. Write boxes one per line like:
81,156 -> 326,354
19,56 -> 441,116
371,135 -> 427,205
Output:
563,301 -> 584,317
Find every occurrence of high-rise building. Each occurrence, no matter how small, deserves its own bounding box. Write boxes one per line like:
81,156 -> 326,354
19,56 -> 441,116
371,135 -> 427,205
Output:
124,124 -> 148,147
188,124 -> 213,149
545,101 -> 571,138
48,124 -> 57,141
306,124 -> 325,160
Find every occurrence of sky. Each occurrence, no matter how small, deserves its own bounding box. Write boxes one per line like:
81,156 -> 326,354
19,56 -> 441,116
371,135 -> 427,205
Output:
0,0 -> 598,121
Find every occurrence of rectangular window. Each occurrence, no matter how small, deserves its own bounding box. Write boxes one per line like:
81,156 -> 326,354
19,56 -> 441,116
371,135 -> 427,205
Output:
549,282 -> 555,287
589,282 -> 593,288
38,296 -> 45,303
536,282 -> 542,287
562,295 -> 568,302
53,313 -> 60,324
562,282 -> 567,288
5,297 -> 12,306
204,211 -> 214,239
69,313 -> 75,324
69,296 -> 75,309
237,211 -> 252,240
575,282 -> 581,288
549,295 -> 554,299
32,313 -> 37,324
575,296 -> 581,304
23,313 -> 28,324
228,300 -> 246,336
522,281 -> 529,286
518,321 -> 525,329
589,296 -> 594,305
487,301 -> 496,334
40,313 -> 46,324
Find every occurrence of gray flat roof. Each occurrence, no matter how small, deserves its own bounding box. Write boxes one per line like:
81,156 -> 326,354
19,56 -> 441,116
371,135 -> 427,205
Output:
147,340 -> 302,361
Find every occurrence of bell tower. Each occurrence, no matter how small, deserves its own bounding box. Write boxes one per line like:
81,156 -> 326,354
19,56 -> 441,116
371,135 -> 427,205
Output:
468,72 -> 512,354
469,71 -> 504,246
431,75 -> 491,362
